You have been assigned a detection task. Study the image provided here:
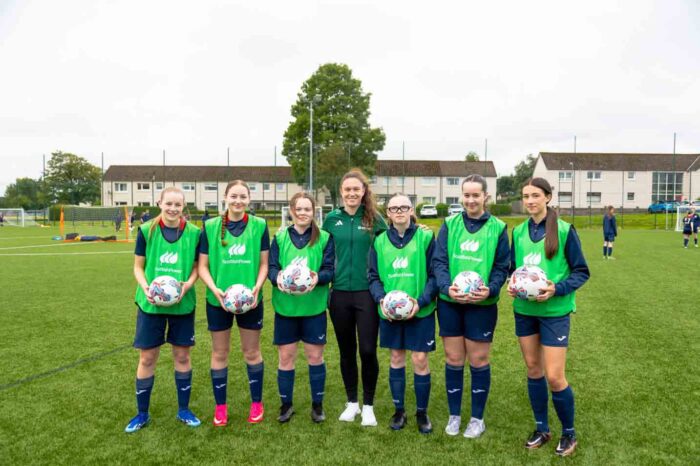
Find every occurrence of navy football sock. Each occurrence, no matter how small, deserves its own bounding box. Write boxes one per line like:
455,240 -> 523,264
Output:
135,376 -> 154,414
389,366 -> 406,410
247,362 -> 264,403
608,247 -> 613,257
603,246 -> 607,257
527,376 -> 549,432
414,373 -> 431,412
175,370 -> 192,410
470,364 -> 491,420
278,369 -> 295,406
695,238 -> 698,245
552,386 -> 575,437
309,363 -> 326,404
445,364 -> 464,416
684,238 -> 689,247
211,367 -> 228,405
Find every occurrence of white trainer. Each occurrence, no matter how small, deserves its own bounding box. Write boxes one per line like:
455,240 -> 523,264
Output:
360,405 -> 377,426
338,402 -> 360,422
463,417 -> 485,438
445,415 -> 461,436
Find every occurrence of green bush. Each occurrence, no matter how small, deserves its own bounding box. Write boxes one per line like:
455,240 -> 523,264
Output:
489,203 -> 513,216
436,203 -> 448,217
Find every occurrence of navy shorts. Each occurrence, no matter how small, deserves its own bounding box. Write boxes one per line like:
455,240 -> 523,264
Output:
379,312 -> 436,352
273,311 -> 327,345
133,307 -> 195,349
206,301 -> 264,332
514,312 -> 571,347
437,299 -> 498,342
683,228 -> 693,235
604,234 -> 615,242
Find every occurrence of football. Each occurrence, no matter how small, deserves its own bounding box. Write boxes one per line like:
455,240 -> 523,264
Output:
509,265 -> 548,301
382,290 -> 414,320
223,284 -> 255,314
452,271 -> 485,294
280,261 -> 314,295
148,275 -> 182,307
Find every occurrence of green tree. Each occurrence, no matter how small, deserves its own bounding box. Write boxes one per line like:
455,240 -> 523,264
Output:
282,63 -> 386,206
2,177 -> 48,209
496,175 -> 516,198
513,153 -> 537,189
44,151 -> 102,205
465,151 -> 480,162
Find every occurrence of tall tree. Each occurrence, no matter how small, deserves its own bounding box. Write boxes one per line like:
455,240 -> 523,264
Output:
2,177 -> 48,209
465,151 -> 480,162
282,63 -> 386,206
513,153 -> 538,189
44,151 -> 102,205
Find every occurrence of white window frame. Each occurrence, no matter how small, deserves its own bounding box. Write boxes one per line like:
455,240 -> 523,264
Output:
276,183 -> 285,192
559,171 -> 573,181
155,182 -> 164,191
446,196 -> 459,204
586,192 -> 602,203
182,182 -> 195,192
137,182 -> 150,191
422,197 -> 436,204
203,183 -> 218,192
382,177 -> 391,187
559,191 -> 572,203
249,183 -> 257,192
137,201 -> 151,207
204,202 -> 218,211
115,201 -> 127,206
114,183 -> 127,193
446,177 -> 459,186
627,171 -> 636,180
586,171 -> 602,181
627,192 -> 635,201
263,183 -> 271,192
421,177 -> 437,186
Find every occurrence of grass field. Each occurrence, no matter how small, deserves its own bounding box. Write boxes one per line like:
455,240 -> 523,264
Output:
1,223 -> 699,465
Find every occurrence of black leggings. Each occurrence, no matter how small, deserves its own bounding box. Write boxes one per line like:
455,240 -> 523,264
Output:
329,290 -> 379,405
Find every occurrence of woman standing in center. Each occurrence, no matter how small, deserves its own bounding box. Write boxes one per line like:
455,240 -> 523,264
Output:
322,169 -> 387,426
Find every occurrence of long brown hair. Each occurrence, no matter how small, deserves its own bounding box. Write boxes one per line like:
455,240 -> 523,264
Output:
605,205 -> 615,218
522,177 -> 559,260
220,180 -> 250,247
149,187 -> 186,238
386,192 -> 417,226
340,169 -> 380,230
289,191 -> 320,246
462,174 -> 490,211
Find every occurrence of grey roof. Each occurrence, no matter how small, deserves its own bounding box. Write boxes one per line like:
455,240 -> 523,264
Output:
539,152 -> 700,172
104,160 -> 498,182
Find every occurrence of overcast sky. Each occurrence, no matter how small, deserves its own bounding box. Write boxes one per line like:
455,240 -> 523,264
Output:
2,0 -> 700,194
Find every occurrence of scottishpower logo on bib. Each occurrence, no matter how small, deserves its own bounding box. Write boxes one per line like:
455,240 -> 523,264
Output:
392,257 -> 408,269
159,252 -> 178,264
222,243 -> 252,264
460,240 -> 479,252
291,256 -> 308,267
523,252 -> 542,266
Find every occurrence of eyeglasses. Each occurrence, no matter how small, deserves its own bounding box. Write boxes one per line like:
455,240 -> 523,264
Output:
387,205 -> 411,213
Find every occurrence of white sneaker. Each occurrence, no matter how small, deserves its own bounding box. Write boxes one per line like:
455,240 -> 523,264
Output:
445,415 -> 461,436
463,417 -> 485,438
360,405 -> 377,426
338,402 -> 360,422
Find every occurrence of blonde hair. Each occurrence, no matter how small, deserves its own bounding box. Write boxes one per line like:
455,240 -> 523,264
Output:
289,192 -> 321,246
149,187 -> 186,237
386,192 -> 417,226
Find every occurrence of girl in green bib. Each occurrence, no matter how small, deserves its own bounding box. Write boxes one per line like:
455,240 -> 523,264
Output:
368,193 -> 437,434
269,192 -> 335,423
125,187 -> 202,433
433,174 -> 510,439
509,177 -> 590,457
198,180 -> 270,427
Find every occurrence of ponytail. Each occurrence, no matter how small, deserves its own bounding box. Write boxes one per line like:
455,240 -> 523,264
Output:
544,206 -> 559,260
148,212 -> 162,238
220,211 -> 229,247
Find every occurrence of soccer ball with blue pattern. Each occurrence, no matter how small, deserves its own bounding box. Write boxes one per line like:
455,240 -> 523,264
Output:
223,284 -> 255,314
280,263 -> 314,295
452,271 -> 485,294
149,276 -> 182,307
383,290 -> 414,320
509,265 -> 548,301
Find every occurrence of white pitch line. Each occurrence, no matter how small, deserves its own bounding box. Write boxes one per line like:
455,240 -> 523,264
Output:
0,242 -> 115,251
0,235 -> 56,240
0,251 -> 133,257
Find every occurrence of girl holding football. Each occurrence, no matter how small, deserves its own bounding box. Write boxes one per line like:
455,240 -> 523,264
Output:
367,193 -> 437,434
509,177 -> 590,457
268,192 -> 335,423
125,187 -> 202,433
432,174 -> 510,438
322,169 -> 387,426
198,180 -> 270,426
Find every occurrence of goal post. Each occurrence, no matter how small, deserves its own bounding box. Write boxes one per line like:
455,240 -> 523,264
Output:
280,206 -> 323,231
0,208 -> 28,227
59,205 -> 132,241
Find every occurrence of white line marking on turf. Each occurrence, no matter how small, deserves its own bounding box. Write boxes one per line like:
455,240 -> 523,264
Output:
0,251 -> 132,256
0,235 -> 57,240
0,242 -> 110,251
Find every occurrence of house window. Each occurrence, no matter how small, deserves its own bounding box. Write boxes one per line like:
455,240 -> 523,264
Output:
114,183 -> 127,193
115,201 -> 127,206
422,177 -> 437,186
422,197 -> 436,204
276,183 -> 285,192
559,192 -> 572,203
586,171 -> 602,181
204,202 -> 218,211
182,182 -> 195,192
370,176 -> 377,185
652,172 -> 683,202
627,171 -> 636,180
627,192 -> 635,201
203,183 -> 218,191
397,176 -> 406,187
446,197 -> 459,204
249,183 -> 257,192
383,177 -> 391,187
137,201 -> 151,207
559,171 -> 573,181
263,183 -> 271,192
446,177 -> 459,186
586,192 -> 601,203
137,182 -> 150,191
186,202 -> 195,207
155,182 -> 164,190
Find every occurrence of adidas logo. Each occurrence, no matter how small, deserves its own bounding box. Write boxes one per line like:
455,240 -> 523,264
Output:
460,240 -> 479,252
523,252 -> 542,265
335,220 -> 343,226
228,244 -> 246,256
392,257 -> 409,269
159,252 -> 178,264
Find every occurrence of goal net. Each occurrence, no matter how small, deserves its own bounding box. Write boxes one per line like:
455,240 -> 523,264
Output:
676,205 -> 699,232
60,205 -> 132,241
280,206 -> 324,231
0,208 -> 38,227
